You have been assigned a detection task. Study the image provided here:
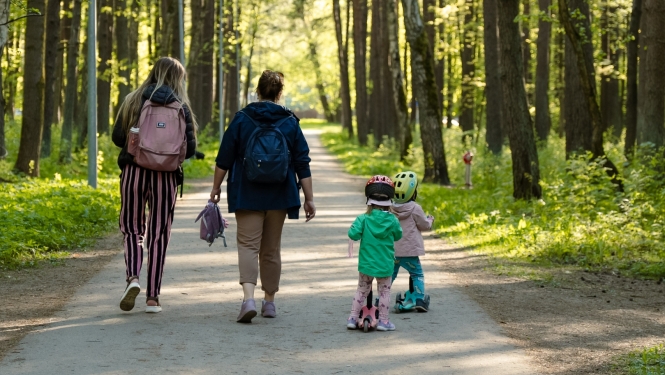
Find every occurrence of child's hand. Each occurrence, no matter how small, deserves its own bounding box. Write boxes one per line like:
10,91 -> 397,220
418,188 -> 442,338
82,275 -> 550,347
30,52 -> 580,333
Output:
222,218 -> 230,228
426,215 -> 434,224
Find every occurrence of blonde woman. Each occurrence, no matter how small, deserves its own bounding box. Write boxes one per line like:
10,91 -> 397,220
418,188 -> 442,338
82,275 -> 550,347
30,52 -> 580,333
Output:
112,57 -> 197,313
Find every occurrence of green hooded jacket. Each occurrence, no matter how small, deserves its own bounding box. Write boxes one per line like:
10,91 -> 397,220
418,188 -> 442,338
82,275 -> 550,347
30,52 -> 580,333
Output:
348,209 -> 403,278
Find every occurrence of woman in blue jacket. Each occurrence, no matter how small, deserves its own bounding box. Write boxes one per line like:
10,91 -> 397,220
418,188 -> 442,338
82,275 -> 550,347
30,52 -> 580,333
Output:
210,70 -> 316,323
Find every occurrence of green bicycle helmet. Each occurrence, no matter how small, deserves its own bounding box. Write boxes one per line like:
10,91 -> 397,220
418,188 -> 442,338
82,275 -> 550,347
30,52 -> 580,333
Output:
393,171 -> 418,203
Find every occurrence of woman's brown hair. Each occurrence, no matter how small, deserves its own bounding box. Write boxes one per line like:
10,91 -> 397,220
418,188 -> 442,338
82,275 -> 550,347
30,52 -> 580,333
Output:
116,57 -> 198,138
255,70 -> 284,102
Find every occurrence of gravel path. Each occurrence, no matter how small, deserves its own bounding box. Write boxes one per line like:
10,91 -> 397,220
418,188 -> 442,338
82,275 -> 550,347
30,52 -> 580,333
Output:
0,130 -> 536,374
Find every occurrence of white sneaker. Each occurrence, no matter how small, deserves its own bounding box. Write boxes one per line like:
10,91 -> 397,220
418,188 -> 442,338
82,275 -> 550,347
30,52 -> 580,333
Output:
145,305 -> 162,313
119,281 -> 141,311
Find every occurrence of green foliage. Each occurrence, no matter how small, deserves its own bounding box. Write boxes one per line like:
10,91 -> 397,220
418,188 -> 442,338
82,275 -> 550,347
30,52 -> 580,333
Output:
322,127 -> 665,279
0,178 -> 119,269
618,344 -> 665,375
182,136 -> 219,178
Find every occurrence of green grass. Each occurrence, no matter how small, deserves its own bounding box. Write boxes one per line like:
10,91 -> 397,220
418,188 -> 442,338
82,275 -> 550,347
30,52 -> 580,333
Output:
0,120 -> 224,268
321,125 -> 665,279
614,344 -> 665,374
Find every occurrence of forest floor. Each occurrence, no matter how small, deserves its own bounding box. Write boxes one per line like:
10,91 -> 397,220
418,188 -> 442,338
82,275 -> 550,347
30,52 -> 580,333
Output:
0,131 -> 663,373
435,241 -> 665,374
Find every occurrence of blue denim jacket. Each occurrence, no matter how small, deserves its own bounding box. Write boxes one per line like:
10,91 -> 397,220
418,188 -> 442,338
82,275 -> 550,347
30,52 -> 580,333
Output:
215,101 -> 311,219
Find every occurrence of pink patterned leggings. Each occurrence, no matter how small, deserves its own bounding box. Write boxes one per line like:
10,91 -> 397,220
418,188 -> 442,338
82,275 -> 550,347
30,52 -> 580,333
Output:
349,273 -> 392,322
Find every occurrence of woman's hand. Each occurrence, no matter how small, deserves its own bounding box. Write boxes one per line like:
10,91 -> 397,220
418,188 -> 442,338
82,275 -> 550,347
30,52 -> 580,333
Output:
304,200 -> 316,222
210,187 -> 222,203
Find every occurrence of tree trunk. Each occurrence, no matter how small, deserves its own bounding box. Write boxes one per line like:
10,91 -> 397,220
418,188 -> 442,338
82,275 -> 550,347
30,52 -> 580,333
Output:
0,0 -> 8,159
445,51 -> 454,127
368,0 -> 380,137
435,0 -> 444,112
188,0 -> 203,126
5,25 -> 20,122
401,0 -> 450,185
222,0 -> 239,126
522,0 -> 531,98
368,0 -> 388,140
75,16 -> 88,149
459,0 -> 475,141
54,0 -> 72,125
129,0 -> 139,87
624,0 -> 642,157
114,0 -> 131,122
636,0 -> 665,148
242,7 -> 258,108
563,0 -> 593,156
199,0 -> 215,130
334,0 -> 353,136
534,0 -> 551,141
352,0 -> 369,145
423,0 -> 442,110
497,0 -> 542,200
15,0 -> 46,176
59,0 -> 82,164
97,0 -> 114,135
559,0 -> 621,186
483,0 -> 503,153
161,0 -> 179,57
387,0 -> 407,158
41,0 -> 61,158
600,4 -> 621,137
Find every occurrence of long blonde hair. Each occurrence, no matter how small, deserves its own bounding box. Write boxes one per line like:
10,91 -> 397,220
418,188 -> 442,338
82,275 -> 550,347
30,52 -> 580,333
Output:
117,57 -> 198,137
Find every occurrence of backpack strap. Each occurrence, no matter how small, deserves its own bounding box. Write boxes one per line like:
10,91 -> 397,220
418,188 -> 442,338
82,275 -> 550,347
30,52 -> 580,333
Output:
239,110 -> 294,130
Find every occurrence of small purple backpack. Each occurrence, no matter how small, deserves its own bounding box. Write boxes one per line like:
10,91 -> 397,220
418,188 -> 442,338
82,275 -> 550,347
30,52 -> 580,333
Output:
195,200 -> 227,247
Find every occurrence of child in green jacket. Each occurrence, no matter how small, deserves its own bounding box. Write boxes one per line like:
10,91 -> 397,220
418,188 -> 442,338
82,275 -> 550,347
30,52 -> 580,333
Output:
346,175 -> 403,331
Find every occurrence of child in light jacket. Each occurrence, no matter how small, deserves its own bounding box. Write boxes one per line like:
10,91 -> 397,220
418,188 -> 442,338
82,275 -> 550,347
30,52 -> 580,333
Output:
391,171 -> 434,312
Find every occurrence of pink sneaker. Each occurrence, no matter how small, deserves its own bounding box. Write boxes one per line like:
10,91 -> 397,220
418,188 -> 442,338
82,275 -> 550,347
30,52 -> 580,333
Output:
261,300 -> 276,318
236,299 -> 257,323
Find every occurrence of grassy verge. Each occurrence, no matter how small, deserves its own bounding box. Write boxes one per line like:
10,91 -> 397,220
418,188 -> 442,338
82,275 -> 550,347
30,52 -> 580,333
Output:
321,125 -> 665,279
0,120 -> 225,268
614,344 -> 665,374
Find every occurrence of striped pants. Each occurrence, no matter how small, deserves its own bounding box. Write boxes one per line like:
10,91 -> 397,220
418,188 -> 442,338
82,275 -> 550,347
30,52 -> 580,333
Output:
119,164 -> 177,299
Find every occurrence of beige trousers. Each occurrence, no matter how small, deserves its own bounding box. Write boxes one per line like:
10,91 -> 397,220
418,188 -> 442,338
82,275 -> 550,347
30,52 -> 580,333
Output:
235,209 -> 287,295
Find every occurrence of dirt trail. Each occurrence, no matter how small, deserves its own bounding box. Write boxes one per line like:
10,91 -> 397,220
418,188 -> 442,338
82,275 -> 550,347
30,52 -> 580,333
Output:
0,130 -> 536,374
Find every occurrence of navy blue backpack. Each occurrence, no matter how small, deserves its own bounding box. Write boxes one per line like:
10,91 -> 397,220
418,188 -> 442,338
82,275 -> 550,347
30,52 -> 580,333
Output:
241,111 -> 293,184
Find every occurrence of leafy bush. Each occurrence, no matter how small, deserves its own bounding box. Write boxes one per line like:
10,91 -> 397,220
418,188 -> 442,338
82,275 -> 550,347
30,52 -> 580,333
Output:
322,127 -> 665,278
0,178 -> 120,268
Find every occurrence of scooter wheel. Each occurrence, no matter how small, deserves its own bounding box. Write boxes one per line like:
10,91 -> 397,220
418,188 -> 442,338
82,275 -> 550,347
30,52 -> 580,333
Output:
363,320 -> 369,332
395,292 -> 403,304
394,304 -> 401,313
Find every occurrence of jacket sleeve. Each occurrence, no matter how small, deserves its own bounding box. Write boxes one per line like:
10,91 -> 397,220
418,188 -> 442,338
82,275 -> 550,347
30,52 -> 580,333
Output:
413,204 -> 432,231
348,215 -> 364,241
112,114 -> 126,149
183,105 -> 197,159
392,216 -> 404,241
215,112 -> 242,170
291,119 -> 312,180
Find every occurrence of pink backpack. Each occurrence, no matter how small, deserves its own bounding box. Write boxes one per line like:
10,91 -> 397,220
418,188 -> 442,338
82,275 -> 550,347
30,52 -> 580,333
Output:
128,100 -> 187,172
